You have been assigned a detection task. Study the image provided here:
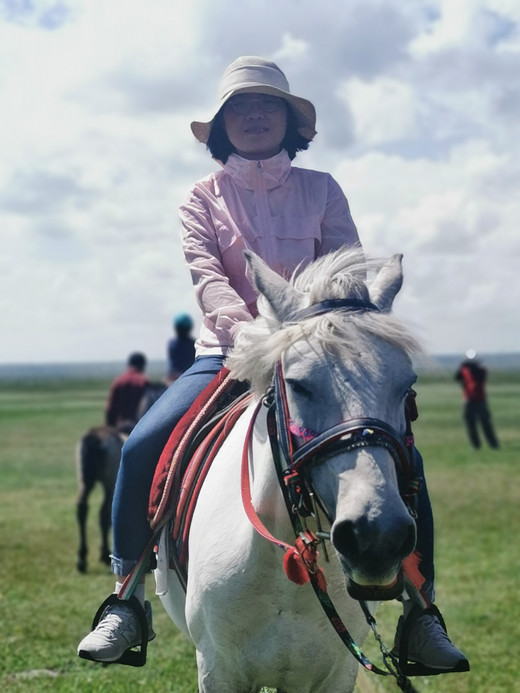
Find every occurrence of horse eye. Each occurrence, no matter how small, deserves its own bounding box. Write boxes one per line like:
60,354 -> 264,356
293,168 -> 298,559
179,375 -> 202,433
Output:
407,379 -> 417,394
402,382 -> 417,402
287,380 -> 312,399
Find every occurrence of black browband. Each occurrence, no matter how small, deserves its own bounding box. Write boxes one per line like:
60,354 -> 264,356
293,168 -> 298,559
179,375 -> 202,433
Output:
289,298 -> 380,322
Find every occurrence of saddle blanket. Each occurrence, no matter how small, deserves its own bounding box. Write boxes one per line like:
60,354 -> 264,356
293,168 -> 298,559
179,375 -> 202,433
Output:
148,367 -> 252,582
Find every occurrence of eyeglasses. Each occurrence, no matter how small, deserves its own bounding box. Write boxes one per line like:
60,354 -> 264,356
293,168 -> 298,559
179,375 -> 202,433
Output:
226,95 -> 285,115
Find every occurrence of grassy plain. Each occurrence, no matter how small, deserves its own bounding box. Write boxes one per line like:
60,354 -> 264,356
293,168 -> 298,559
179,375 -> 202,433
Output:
0,369 -> 518,692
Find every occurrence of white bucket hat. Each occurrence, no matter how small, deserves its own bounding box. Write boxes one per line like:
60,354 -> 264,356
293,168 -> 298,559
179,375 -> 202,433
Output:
191,56 -> 317,144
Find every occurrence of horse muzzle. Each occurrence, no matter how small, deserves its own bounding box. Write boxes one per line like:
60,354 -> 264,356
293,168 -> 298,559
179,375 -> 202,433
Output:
331,512 -> 416,601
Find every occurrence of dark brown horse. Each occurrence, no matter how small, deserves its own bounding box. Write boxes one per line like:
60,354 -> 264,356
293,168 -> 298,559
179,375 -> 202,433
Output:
76,426 -> 125,573
75,382 -> 167,573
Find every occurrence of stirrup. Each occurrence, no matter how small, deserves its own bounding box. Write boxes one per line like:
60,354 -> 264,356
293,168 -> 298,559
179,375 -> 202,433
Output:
397,604 -> 470,677
79,594 -> 149,667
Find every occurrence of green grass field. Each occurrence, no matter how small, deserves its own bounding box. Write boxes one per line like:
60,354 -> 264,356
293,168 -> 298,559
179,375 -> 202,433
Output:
0,371 -> 518,692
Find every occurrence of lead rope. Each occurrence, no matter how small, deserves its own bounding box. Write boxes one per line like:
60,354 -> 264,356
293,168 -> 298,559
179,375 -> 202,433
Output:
240,396 -> 418,691
267,404 -> 418,692
241,403 -> 387,678
268,366 -> 420,692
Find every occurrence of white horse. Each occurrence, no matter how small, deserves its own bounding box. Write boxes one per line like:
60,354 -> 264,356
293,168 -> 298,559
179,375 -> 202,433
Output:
155,247 -> 422,693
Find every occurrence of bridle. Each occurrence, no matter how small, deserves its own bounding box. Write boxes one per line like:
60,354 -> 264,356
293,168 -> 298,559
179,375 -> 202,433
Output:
240,298 -> 421,691
271,298 -> 420,519
272,359 -> 420,522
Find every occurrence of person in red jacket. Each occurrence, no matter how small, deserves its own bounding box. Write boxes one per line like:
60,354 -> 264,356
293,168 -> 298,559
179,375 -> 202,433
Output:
455,349 -> 499,449
105,353 -> 150,431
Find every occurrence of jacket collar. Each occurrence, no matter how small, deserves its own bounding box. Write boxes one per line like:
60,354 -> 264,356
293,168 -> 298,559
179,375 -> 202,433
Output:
223,150 -> 292,190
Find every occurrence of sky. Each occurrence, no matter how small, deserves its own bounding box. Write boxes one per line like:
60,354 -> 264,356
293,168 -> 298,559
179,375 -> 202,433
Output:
2,0 -> 519,364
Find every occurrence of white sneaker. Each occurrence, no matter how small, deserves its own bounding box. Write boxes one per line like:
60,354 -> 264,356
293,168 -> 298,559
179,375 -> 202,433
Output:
78,600 -> 155,663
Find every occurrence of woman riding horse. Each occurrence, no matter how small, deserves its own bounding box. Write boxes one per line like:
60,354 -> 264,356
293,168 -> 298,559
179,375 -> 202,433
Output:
78,55 -> 468,676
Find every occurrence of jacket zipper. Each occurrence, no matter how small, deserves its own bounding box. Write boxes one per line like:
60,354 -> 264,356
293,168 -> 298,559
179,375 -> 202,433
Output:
255,161 -> 274,267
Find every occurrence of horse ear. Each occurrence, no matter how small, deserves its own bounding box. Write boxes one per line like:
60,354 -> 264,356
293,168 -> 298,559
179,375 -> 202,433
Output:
369,254 -> 403,313
244,250 -> 302,322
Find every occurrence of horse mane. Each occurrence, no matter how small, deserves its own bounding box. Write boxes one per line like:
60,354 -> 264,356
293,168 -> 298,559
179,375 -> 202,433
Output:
226,247 -> 423,396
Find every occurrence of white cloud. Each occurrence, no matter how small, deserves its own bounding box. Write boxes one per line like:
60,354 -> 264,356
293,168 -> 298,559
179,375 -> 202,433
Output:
272,33 -> 309,63
332,137 -> 520,353
339,78 -> 419,144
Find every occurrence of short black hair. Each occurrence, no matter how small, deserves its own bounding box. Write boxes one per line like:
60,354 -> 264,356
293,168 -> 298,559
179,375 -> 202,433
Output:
128,352 -> 146,371
206,100 -> 311,163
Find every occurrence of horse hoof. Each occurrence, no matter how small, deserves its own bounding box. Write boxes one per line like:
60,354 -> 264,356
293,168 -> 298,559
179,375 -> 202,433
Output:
77,559 -> 87,573
100,552 -> 111,566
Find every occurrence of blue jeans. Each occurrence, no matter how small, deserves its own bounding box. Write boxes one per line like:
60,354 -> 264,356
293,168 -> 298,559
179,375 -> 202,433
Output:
413,450 -> 435,603
111,355 -> 225,576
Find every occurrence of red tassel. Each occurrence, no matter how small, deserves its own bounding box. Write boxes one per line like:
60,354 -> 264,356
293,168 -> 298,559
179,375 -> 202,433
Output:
283,549 -> 310,585
402,551 -> 425,591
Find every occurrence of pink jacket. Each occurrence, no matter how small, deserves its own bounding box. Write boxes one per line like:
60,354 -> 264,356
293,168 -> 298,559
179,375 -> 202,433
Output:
179,150 -> 360,356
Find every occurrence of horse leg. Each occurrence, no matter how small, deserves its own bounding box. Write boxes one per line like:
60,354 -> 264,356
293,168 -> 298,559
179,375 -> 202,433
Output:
195,651 -> 251,693
76,484 -> 91,573
99,485 -> 113,566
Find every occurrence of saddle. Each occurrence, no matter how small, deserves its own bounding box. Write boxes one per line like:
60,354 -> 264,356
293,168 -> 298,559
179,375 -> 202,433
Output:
148,367 -> 252,587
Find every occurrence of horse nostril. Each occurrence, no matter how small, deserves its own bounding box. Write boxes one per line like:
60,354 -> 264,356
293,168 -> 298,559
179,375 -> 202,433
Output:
332,516 -> 416,564
332,517 -> 370,559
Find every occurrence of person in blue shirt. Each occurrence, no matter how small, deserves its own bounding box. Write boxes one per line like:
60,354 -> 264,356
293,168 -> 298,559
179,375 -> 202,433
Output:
165,313 -> 196,385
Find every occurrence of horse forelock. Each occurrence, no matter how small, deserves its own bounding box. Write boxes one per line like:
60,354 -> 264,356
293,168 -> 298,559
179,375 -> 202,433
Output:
292,245 -> 373,301
227,247 -> 423,395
